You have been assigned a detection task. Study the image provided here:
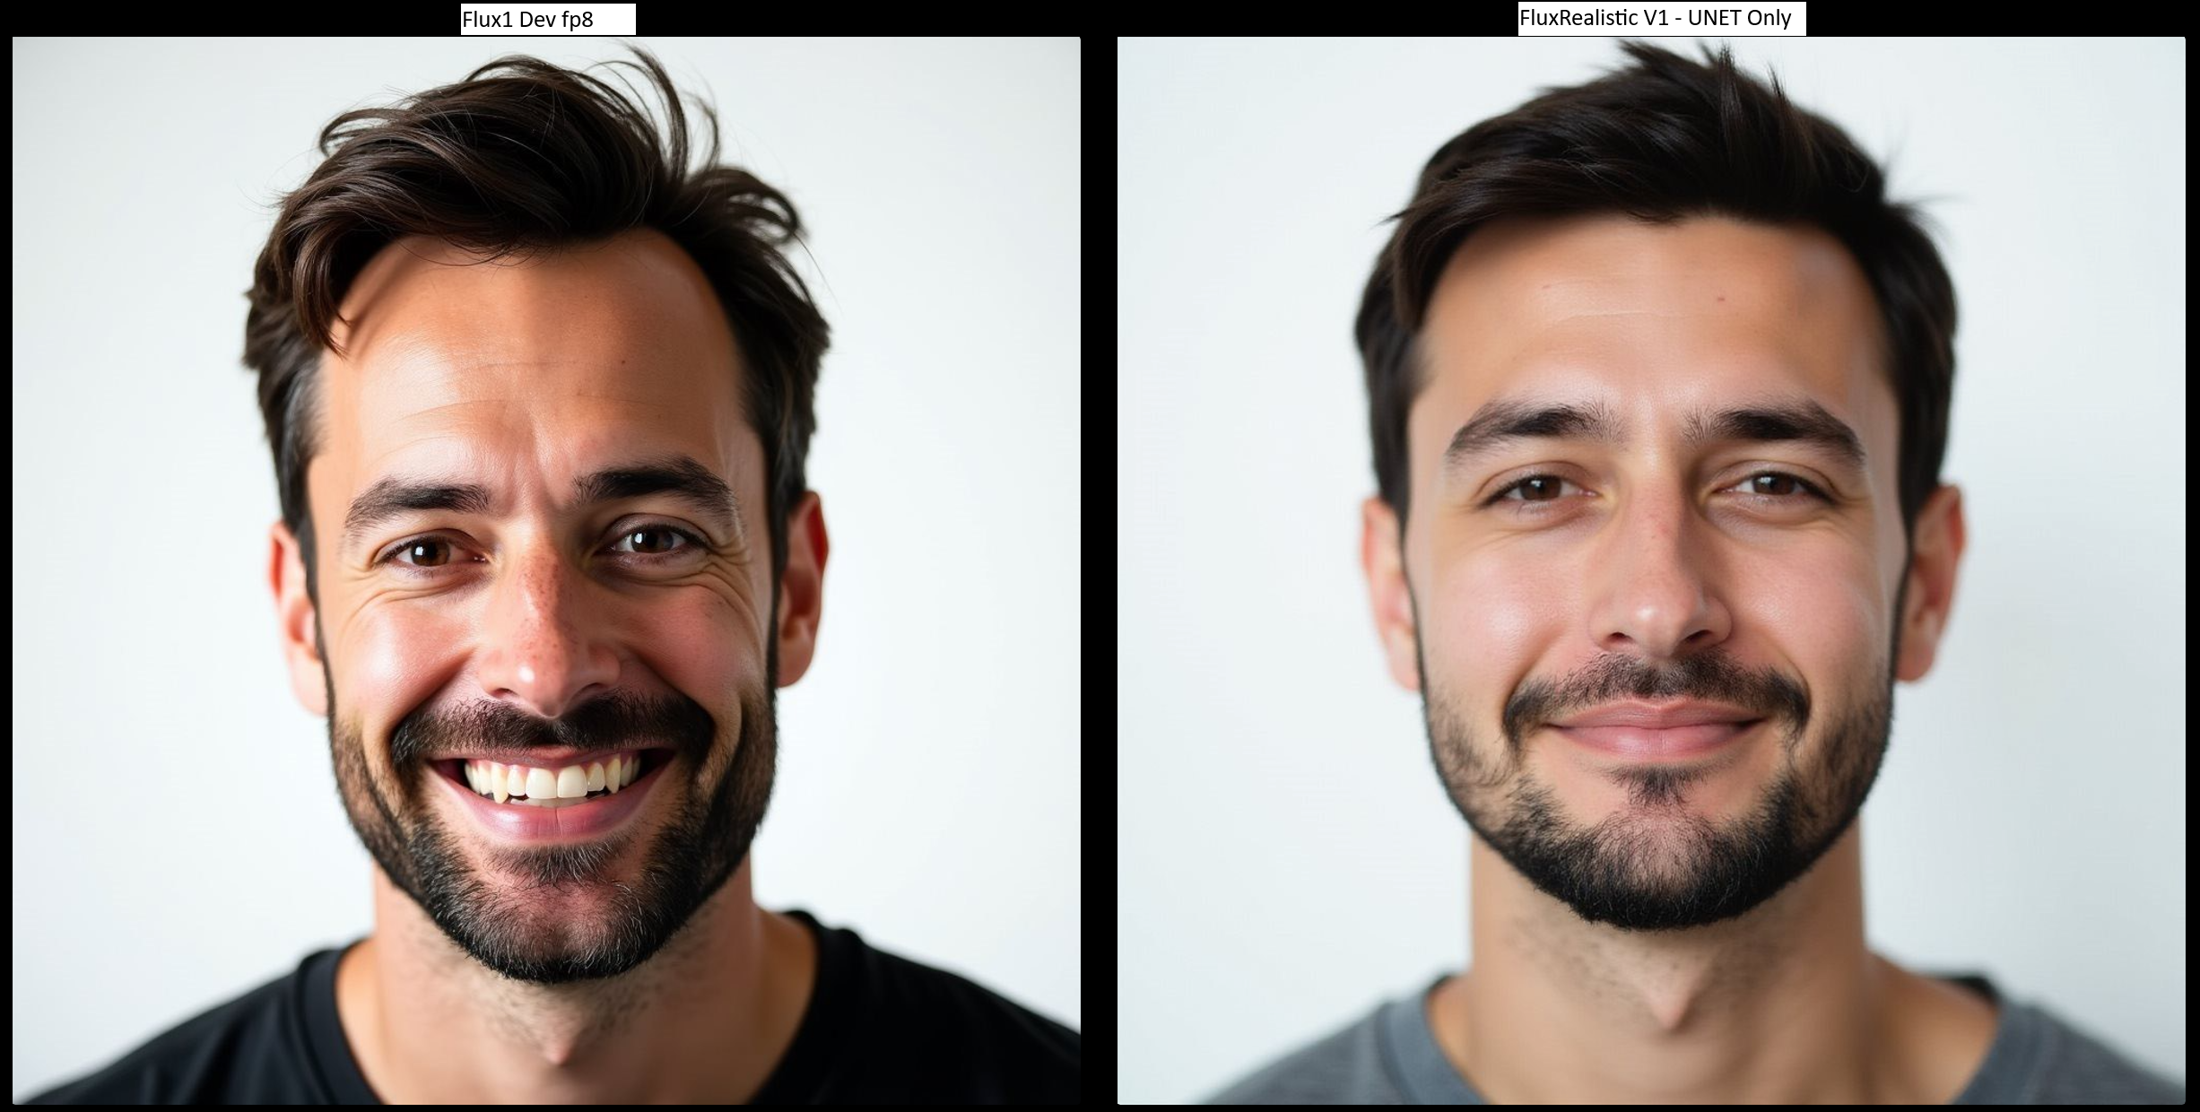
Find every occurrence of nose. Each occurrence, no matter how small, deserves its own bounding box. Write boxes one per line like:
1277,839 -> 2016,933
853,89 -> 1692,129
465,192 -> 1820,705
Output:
471,540 -> 620,719
1584,486 -> 1732,663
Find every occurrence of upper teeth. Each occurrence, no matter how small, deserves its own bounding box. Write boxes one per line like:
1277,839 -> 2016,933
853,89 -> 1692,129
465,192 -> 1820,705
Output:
462,751 -> 647,804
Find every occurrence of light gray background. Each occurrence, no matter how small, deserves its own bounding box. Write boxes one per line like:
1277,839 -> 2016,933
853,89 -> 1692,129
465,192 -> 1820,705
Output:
12,36 -> 1080,1099
1119,36 -> 2184,1104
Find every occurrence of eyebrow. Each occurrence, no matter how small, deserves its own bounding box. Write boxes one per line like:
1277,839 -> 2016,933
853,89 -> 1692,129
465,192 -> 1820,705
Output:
1441,395 -> 1868,482
340,454 -> 743,556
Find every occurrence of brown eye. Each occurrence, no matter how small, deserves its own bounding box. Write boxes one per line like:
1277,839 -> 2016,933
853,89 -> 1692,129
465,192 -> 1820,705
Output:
1483,471 -> 1830,516
379,524 -> 705,577
1486,474 -> 1578,507
395,539 -> 453,567
609,525 -> 701,557
1731,472 -> 1829,502
1516,477 -> 1562,501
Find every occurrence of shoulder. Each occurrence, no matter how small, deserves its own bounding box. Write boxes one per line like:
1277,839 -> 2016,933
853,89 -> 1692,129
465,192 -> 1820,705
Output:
1934,972 -> 2187,1106
19,949 -> 338,1104
863,941 -> 1082,1061
1203,1002 -> 1401,1104
2011,998 -> 2187,1105
797,914 -> 1079,1102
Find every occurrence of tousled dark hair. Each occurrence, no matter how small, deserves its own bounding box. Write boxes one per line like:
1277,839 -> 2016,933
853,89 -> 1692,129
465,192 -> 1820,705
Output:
1356,40 -> 1955,556
244,43 -> 828,608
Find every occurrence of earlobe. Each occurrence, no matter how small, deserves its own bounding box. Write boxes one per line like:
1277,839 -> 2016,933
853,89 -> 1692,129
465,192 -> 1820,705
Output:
268,520 -> 330,716
1893,598 -> 1935,682
770,491 -> 828,688
1892,484 -> 1964,684
1360,496 -> 1422,693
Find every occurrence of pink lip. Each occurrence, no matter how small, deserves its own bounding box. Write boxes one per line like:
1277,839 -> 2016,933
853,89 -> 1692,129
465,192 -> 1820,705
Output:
434,752 -> 671,843
1556,719 -> 1761,759
1553,700 -> 1761,730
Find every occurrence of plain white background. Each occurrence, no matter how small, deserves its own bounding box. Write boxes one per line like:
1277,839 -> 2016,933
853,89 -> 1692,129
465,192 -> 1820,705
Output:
11,36 -> 1080,1098
1119,36 -> 2184,1103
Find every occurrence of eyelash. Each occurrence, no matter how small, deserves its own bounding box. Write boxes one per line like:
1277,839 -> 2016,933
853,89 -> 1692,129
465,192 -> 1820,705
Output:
1482,471 -> 1832,512
377,523 -> 707,574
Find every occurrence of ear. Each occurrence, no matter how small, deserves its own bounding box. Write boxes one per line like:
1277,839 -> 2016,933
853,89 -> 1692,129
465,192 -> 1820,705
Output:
1894,484 -> 1966,683
771,491 -> 828,687
268,520 -> 328,716
1361,496 -> 1421,692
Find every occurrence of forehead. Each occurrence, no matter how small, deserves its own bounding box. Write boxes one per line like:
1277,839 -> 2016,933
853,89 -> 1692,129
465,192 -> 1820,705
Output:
1413,212 -> 1891,455
316,228 -> 748,491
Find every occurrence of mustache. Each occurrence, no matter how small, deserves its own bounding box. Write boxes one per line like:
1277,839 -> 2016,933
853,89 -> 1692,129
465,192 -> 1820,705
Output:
390,689 -> 717,767
1504,652 -> 1809,740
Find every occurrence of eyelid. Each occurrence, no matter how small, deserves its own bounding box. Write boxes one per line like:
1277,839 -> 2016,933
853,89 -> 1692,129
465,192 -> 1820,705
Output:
1480,473 -> 1576,507
1480,468 -> 1833,509
375,520 -> 706,569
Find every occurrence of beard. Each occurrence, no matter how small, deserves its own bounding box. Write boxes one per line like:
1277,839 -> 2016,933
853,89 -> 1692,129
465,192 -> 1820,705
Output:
1412,573 -> 1906,933
324,630 -> 778,985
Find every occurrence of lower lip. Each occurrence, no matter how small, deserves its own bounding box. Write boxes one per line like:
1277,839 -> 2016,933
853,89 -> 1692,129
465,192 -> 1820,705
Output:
433,754 -> 673,843
1555,719 -> 1763,760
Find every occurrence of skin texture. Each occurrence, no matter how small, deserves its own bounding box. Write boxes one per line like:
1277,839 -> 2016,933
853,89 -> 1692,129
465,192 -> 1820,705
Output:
266,228 -> 828,1102
1359,213 -> 1995,1103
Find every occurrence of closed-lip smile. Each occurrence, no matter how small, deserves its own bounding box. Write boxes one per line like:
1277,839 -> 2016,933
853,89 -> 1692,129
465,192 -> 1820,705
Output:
1552,700 -> 1761,730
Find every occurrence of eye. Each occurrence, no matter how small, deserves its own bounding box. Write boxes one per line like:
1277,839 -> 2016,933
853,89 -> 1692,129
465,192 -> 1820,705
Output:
1481,471 -> 1832,512
607,524 -> 703,557
378,523 -> 706,574
1725,471 -> 1831,502
385,537 -> 465,569
1482,474 -> 1581,507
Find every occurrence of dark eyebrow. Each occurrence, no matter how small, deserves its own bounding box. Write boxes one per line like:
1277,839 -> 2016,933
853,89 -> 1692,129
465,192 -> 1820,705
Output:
571,457 -> 743,543
1441,396 -> 1867,481
341,454 -> 743,555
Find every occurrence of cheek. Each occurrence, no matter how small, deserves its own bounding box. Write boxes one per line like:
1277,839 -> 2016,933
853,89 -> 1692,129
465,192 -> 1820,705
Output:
1424,551 -> 1561,692
338,584 -> 765,727
346,607 -> 470,719
627,589 -> 763,697
1740,547 -> 1884,662
1426,538 -> 1886,694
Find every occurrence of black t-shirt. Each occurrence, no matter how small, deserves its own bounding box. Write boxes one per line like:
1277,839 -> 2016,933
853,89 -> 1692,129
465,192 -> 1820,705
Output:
21,909 -> 1078,1104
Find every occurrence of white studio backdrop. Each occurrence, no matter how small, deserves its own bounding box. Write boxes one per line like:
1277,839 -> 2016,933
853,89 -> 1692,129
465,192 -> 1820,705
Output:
11,36 -> 1080,1099
1118,37 -> 2184,1104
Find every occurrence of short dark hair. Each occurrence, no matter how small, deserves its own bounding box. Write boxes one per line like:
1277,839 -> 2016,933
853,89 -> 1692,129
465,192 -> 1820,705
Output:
1355,40 -> 1955,554
243,44 -> 829,606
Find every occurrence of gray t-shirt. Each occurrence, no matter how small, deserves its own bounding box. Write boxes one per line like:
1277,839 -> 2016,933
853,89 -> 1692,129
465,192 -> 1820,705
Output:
1206,972 -> 2184,1104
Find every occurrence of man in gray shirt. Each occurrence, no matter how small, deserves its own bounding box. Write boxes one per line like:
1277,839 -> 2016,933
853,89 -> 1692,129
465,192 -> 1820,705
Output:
1208,40 -> 2182,1105
1208,970 -> 2183,1104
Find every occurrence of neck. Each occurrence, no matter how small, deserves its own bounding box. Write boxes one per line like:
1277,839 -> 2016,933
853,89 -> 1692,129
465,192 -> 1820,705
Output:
337,856 -> 815,1103
1440,822 -> 1915,1103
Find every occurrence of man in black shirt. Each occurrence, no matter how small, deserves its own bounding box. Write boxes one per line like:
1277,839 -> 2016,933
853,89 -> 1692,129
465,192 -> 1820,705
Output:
24,43 -> 1074,1104
25,912 -> 1078,1104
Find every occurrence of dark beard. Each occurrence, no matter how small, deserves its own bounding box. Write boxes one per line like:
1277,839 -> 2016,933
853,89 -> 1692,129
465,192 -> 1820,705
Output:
325,624 -> 779,984
1407,570 -> 1905,932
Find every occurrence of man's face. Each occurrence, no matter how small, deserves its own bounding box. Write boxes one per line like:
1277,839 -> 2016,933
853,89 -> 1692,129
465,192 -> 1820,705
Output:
281,229 -> 786,983
1365,213 -> 1962,932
